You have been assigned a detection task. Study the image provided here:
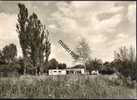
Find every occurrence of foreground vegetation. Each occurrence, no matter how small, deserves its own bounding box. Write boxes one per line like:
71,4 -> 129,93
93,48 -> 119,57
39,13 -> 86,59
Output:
0,75 -> 136,99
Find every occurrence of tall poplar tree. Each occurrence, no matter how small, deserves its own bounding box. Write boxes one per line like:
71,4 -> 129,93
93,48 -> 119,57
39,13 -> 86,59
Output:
16,3 -> 51,75
16,3 -> 29,74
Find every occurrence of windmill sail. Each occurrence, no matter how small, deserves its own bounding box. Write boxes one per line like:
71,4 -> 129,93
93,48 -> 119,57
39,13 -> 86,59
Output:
58,40 -> 79,60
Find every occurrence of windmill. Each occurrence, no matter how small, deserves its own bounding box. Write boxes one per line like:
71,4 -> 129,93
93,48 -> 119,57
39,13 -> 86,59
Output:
57,40 -> 83,65
58,40 -> 79,60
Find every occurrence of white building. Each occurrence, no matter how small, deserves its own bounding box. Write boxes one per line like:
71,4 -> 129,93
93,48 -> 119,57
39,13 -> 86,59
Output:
48,69 -> 66,75
66,68 -> 85,74
91,70 -> 99,75
48,68 -> 85,75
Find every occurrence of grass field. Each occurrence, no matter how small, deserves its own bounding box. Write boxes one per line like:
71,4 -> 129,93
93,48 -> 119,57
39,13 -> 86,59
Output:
0,74 -> 136,99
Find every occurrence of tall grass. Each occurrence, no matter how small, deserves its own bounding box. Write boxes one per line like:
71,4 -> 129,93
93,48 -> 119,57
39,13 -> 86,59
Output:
0,74 -> 136,99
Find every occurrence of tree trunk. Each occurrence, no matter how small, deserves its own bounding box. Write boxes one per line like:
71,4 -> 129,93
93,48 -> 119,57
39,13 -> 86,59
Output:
24,59 -> 27,75
24,66 -> 26,75
35,68 -> 38,76
45,57 -> 49,73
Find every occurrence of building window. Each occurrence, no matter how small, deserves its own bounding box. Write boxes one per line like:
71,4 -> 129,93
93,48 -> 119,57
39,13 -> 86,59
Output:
70,71 -> 73,74
66,71 -> 69,74
77,71 -> 81,74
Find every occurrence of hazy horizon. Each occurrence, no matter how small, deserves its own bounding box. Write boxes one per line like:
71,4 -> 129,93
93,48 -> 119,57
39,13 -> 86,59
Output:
0,1 -> 136,67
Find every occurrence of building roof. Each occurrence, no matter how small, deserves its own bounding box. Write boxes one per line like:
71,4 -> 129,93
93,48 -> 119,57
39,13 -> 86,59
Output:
70,65 -> 85,69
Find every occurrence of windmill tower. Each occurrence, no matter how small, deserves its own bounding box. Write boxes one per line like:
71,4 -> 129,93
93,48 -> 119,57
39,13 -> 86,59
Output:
58,40 -> 79,62
57,40 -> 85,68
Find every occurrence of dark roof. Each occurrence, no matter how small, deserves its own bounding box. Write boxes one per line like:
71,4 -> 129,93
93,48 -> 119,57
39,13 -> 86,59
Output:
71,65 -> 85,69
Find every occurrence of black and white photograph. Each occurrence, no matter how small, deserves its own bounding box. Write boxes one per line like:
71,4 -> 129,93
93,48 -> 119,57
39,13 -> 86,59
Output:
0,1 -> 136,99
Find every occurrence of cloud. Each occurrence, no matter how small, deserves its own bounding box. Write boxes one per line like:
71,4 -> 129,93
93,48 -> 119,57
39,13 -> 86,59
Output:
127,4 -> 136,24
94,14 -> 122,33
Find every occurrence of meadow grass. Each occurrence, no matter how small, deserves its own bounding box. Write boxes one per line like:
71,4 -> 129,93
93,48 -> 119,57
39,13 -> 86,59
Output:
0,74 -> 136,99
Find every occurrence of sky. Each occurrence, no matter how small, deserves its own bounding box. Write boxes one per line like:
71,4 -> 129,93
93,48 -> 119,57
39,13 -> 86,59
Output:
0,1 -> 136,67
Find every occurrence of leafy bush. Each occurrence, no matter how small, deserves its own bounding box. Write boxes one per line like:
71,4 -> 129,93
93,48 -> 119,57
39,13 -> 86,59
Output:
0,64 -> 21,77
113,46 -> 137,81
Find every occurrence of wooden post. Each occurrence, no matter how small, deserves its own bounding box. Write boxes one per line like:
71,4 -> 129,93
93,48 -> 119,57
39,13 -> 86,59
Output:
35,67 -> 38,76
24,65 -> 26,75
